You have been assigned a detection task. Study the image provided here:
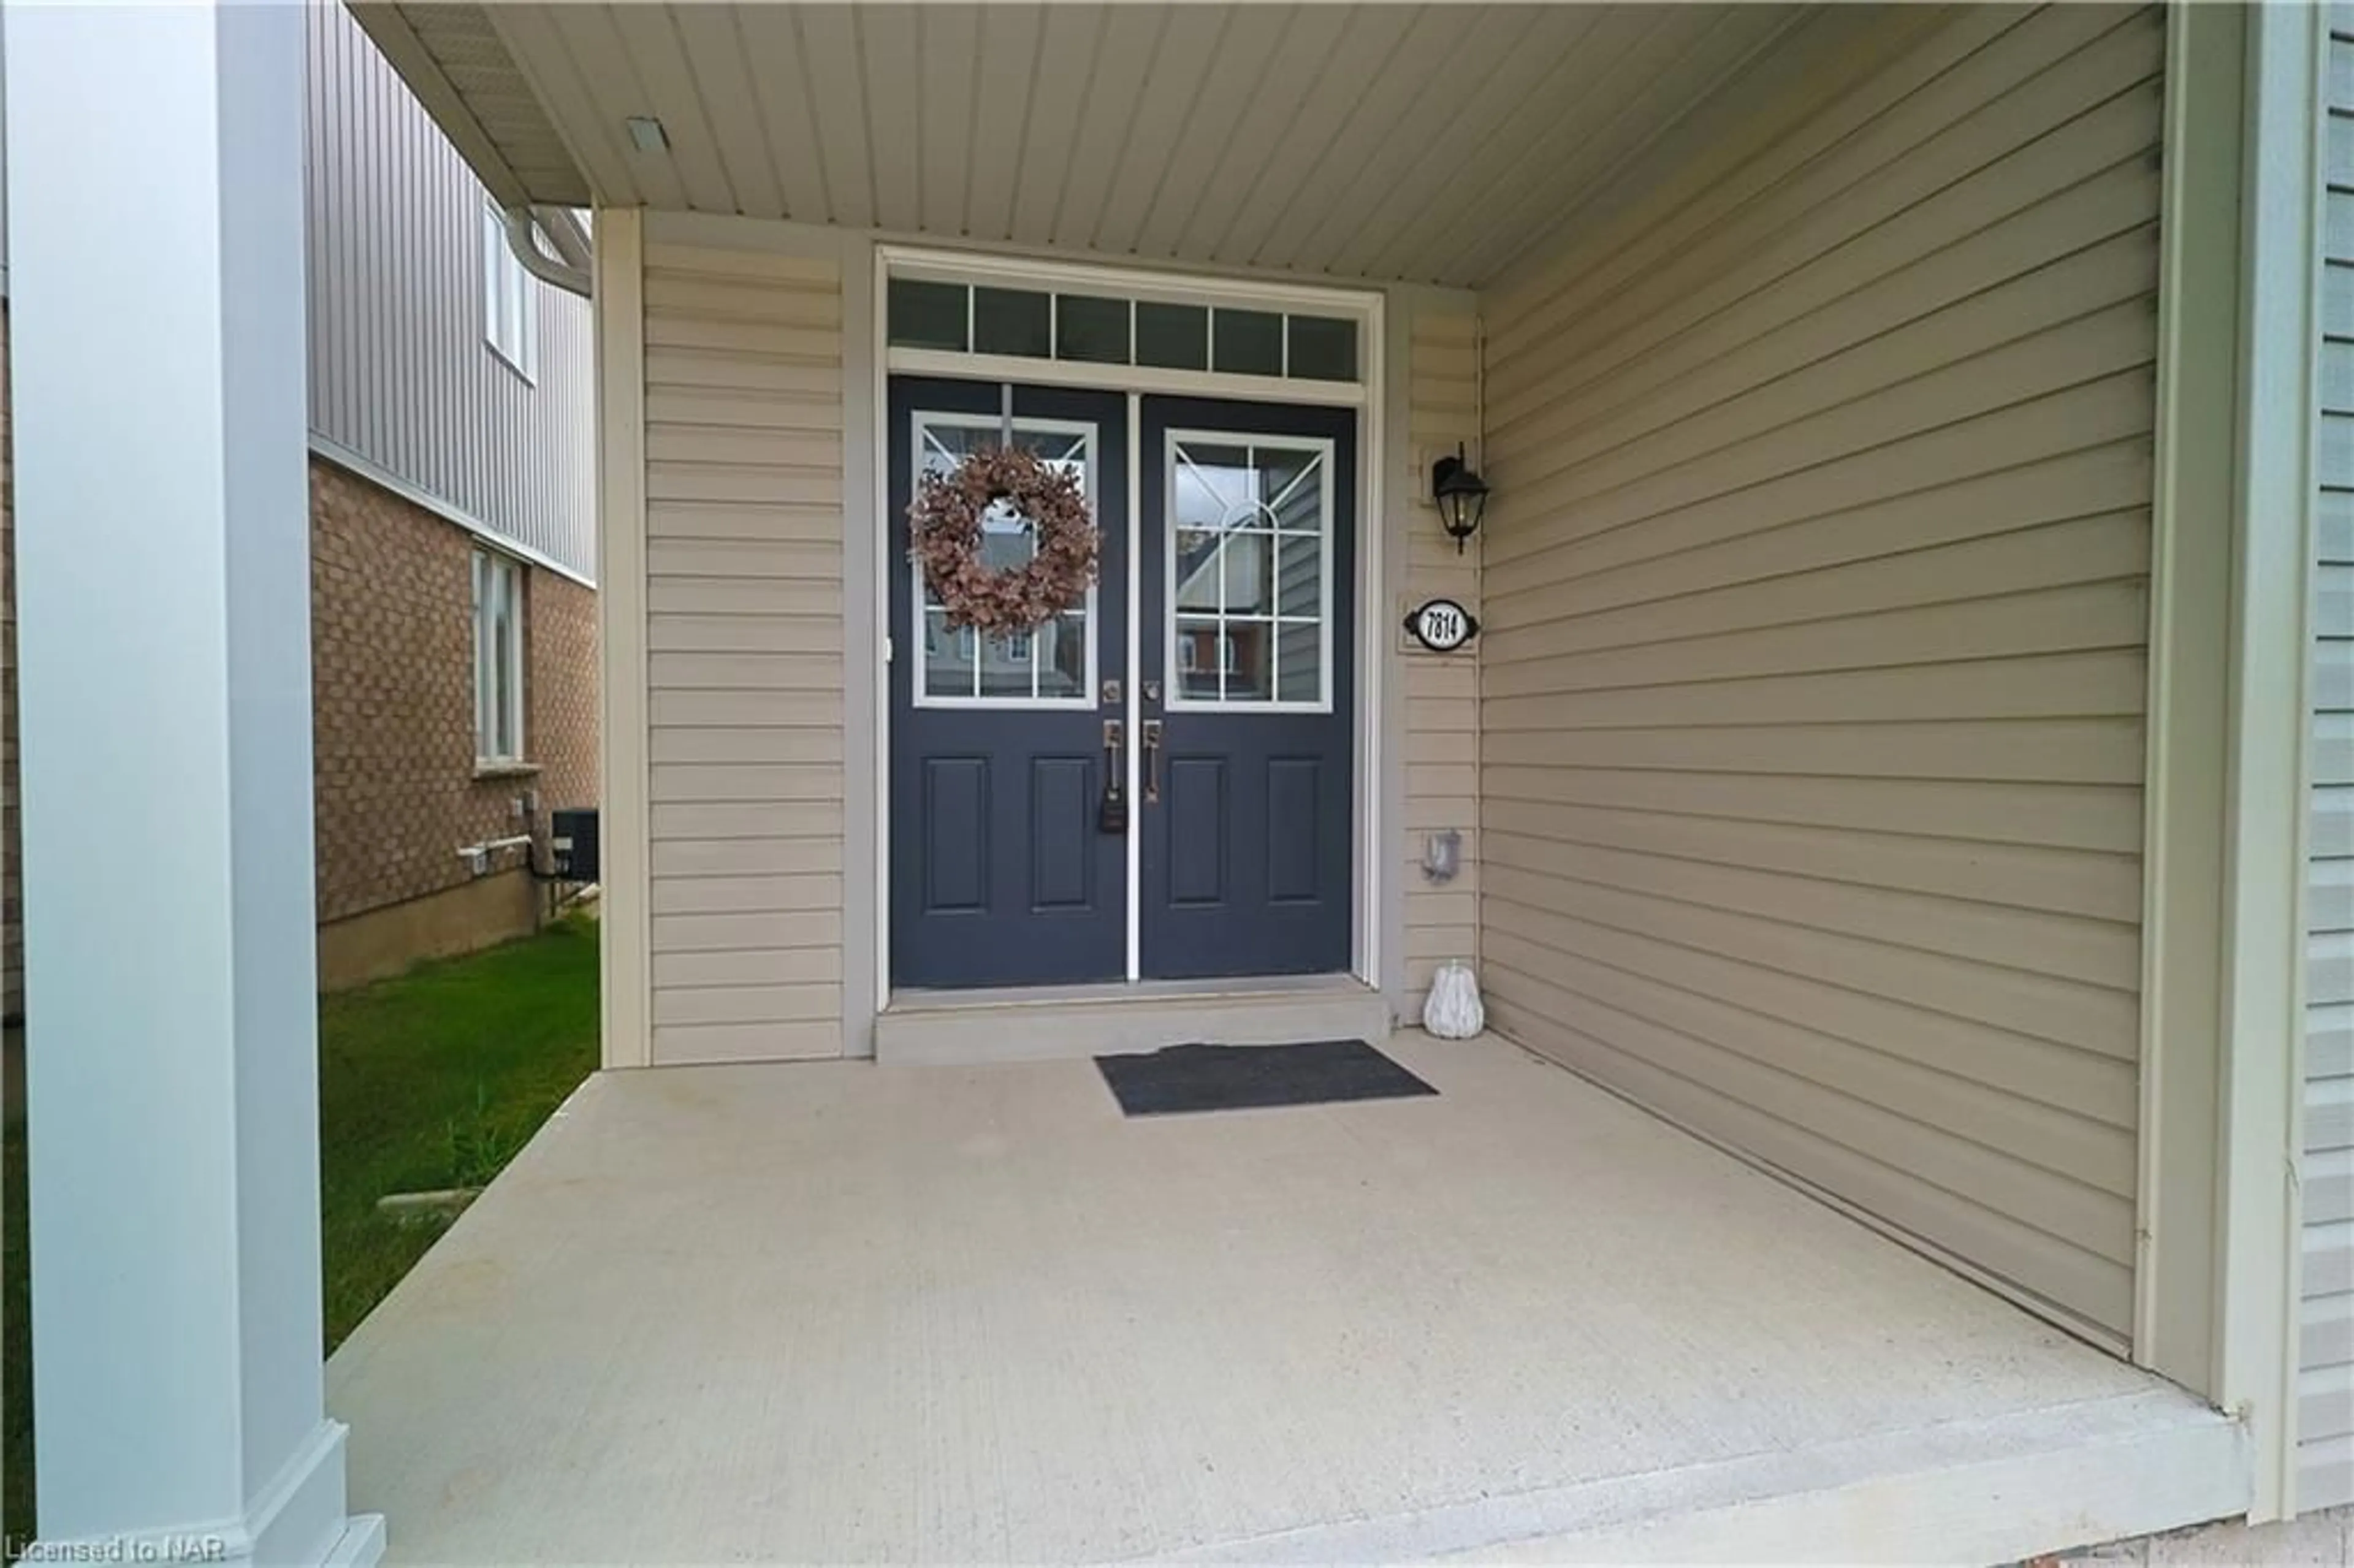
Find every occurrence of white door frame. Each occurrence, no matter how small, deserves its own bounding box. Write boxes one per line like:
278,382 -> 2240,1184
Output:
868,244 -> 1388,1011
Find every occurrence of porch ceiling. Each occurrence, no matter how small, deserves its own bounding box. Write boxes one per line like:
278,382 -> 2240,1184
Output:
349,2 -> 1810,287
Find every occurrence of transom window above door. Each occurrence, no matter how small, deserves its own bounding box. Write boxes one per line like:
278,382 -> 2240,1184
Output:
889,279 -> 1358,384
880,251 -> 1376,405
913,416 -> 1097,707
1167,434 -> 1333,711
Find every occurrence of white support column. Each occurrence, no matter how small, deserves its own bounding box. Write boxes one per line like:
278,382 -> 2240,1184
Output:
593,206 -> 650,1070
6,6 -> 381,1564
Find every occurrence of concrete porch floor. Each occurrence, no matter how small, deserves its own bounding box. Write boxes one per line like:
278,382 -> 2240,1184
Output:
327,1034 -> 2243,1564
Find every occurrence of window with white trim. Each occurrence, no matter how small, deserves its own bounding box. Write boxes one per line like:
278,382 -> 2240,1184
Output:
481,202 -> 538,380
473,549 -> 525,764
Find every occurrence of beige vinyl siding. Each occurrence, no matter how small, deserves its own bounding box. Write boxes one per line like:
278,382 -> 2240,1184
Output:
2304,7 -> 2354,1515
1402,306 -> 1482,1016
643,242 -> 847,1064
1475,4 -> 2158,1343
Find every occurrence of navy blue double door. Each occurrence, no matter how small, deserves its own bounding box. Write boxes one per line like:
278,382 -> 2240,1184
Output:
889,376 -> 1356,989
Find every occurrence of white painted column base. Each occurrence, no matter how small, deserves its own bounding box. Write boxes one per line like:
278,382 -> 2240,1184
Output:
32,1425 -> 382,1568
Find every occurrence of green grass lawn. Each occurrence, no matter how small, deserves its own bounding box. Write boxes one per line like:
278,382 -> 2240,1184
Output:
3,913 -> 600,1543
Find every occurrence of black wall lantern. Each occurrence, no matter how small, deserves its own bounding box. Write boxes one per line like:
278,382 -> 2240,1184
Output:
1431,443 -> 1489,554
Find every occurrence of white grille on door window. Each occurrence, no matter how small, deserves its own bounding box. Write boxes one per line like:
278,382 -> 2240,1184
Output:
1167,433 -> 1333,712
912,416 -> 1097,708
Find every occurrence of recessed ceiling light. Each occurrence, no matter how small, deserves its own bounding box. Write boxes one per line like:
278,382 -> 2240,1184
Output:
623,116 -> 669,154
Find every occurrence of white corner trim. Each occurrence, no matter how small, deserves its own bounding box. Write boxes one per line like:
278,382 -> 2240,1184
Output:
2212,0 -> 2325,1523
593,207 -> 651,1071
870,238 -> 893,1024
839,227 -> 881,1057
308,435 -> 596,589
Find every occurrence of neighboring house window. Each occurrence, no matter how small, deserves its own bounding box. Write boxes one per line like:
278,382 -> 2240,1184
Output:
473,550 -> 525,764
481,201 -> 538,380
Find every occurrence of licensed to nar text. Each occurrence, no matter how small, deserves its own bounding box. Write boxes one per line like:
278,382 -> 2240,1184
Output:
9,1536 -> 229,1564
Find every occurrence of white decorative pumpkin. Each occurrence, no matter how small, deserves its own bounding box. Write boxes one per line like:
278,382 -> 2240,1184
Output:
1423,961 -> 1485,1040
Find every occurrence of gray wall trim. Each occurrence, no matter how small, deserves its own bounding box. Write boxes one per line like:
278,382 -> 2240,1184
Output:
308,436 -> 596,589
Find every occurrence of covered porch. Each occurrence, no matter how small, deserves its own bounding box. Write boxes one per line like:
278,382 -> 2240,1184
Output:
327,1033 -> 2239,1564
9,1 -> 2334,1562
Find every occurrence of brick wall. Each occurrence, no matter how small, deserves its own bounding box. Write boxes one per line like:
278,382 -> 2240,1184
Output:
527,533 -> 599,839
310,455 -> 597,942
0,354 -> 596,1014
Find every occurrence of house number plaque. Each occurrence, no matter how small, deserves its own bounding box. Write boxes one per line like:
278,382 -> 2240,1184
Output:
1404,597 -> 1479,653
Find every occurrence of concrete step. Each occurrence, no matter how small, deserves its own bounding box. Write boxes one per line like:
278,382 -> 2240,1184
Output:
874,976 -> 1393,1067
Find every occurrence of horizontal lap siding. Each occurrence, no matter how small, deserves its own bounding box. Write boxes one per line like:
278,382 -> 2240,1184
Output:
1404,308 -> 1482,1016
1476,4 -> 2157,1343
644,243 -> 847,1062
2306,10 -> 2354,1515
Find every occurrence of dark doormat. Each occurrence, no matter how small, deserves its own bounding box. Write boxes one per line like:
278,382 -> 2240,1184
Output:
1095,1038 -> 1438,1117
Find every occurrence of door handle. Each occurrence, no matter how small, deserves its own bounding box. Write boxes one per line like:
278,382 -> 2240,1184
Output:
1100,720 -> 1127,834
1142,720 -> 1164,805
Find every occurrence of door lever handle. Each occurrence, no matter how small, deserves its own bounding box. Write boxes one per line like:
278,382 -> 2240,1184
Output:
1099,720 -> 1127,834
1141,720 -> 1164,805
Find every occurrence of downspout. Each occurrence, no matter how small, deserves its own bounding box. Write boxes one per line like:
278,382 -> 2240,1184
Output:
500,203 -> 592,299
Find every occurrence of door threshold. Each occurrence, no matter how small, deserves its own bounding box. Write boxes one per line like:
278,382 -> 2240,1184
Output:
874,974 -> 1390,1067
885,972 -> 1371,1014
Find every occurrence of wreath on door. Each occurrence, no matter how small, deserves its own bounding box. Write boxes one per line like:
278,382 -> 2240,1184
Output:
909,446 -> 1099,632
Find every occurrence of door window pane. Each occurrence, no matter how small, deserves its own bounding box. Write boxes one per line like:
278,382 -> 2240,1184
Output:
1277,536 -> 1322,617
1216,533 -> 1273,616
1277,624 -> 1321,704
1176,617 -> 1222,701
1038,611 -> 1089,698
973,287 -> 1052,357
1222,621 -> 1274,701
1171,442 -> 1259,533
980,497 -> 1037,572
979,630 -> 1034,698
924,609 -> 975,698
1263,447 -> 1326,534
